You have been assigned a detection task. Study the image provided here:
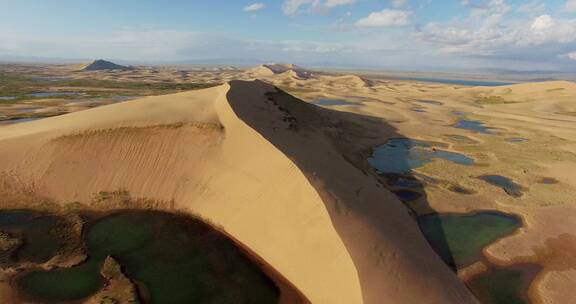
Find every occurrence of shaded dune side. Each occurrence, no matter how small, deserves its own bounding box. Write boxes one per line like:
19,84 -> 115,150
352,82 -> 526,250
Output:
0,80 -> 478,303
226,80 -> 478,304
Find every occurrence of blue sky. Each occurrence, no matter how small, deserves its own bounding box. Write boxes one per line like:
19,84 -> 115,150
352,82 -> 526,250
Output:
1,0 -> 576,71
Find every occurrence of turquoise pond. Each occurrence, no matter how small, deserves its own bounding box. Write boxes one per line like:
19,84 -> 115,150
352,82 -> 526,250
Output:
368,138 -> 474,174
417,212 -> 521,269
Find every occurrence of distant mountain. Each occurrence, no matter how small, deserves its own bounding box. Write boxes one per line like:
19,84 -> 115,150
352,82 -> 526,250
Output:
82,59 -> 132,71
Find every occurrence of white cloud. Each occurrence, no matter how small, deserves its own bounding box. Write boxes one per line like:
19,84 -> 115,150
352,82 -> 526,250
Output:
392,0 -> 408,8
567,0 -> 576,12
283,0 -> 311,15
282,0 -> 355,16
531,15 -> 554,31
355,9 -> 410,27
566,52 -> 576,60
417,1 -> 576,67
324,0 -> 355,7
518,1 -> 546,15
243,3 -> 265,12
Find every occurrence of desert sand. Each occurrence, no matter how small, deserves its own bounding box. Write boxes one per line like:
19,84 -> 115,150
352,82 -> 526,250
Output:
0,62 -> 575,303
0,75 -> 479,303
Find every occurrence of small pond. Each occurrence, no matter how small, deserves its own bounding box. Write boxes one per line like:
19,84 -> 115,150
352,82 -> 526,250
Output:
368,138 -> 474,174
417,212 -> 521,269
454,119 -> 494,134
478,175 -> 524,198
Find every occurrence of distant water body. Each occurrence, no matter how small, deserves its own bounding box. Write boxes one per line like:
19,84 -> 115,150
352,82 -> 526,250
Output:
394,77 -> 516,87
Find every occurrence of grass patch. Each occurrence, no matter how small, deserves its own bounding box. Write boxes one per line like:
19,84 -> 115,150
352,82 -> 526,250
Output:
0,72 -> 220,104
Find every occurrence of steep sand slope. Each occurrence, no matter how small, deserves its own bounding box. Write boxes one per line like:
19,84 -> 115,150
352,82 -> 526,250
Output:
0,81 -> 477,303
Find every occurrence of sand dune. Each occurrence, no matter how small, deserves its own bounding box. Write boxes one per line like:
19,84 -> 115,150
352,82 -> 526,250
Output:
0,80 -> 477,303
246,64 -> 315,80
